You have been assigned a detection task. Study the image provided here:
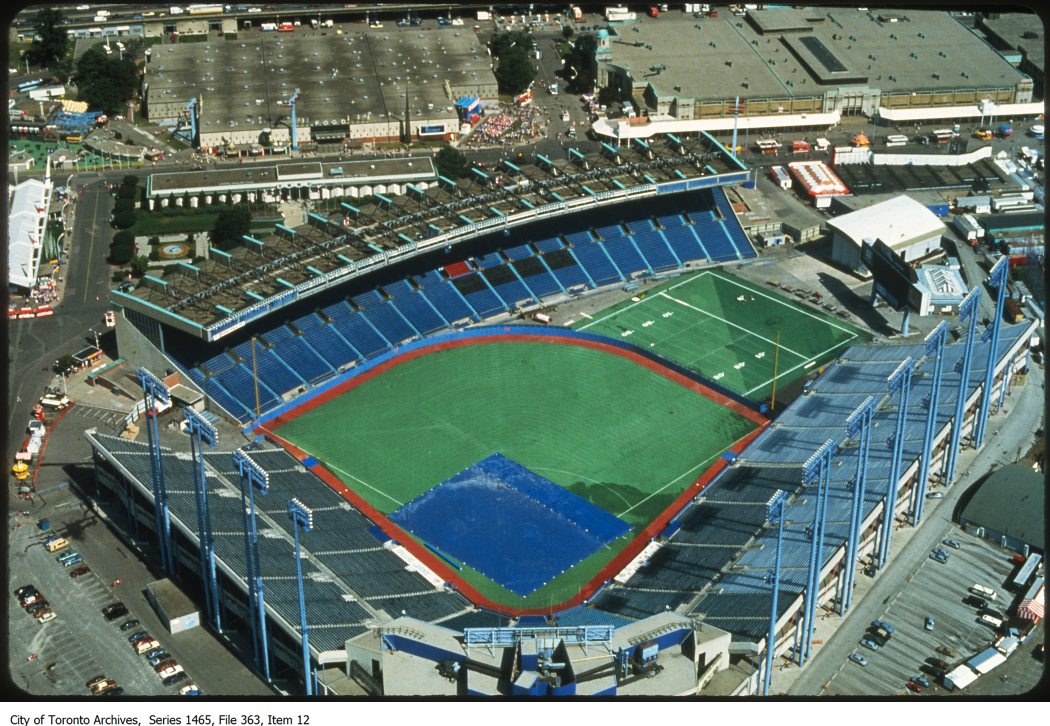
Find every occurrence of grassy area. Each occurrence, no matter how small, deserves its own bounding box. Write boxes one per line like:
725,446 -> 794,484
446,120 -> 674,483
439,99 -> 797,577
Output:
130,212 -> 219,236
274,338 -> 758,609
575,270 -> 871,401
9,42 -> 31,69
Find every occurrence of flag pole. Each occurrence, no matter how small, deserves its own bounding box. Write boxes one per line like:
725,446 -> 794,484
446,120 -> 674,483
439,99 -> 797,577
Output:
770,331 -> 781,413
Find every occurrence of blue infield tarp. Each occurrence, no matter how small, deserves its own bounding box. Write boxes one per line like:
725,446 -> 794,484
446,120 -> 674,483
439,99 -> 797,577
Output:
388,453 -> 632,596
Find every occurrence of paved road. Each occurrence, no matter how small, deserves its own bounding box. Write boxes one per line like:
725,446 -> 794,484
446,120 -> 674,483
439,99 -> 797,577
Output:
782,360 -> 1045,695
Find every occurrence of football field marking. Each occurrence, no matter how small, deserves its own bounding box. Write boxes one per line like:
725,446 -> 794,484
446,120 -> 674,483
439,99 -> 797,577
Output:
713,273 -> 861,337
742,337 -> 855,395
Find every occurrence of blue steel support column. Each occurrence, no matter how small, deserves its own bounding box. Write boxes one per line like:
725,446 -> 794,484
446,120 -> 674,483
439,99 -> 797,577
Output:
800,438 -> 837,666
943,288 -> 981,485
136,367 -> 174,575
842,396 -> 877,613
234,448 -> 271,682
998,353 -> 1014,412
879,357 -> 913,570
914,322 -> 949,525
762,491 -> 787,696
974,257 -> 1009,448
183,408 -> 221,633
288,497 -> 314,696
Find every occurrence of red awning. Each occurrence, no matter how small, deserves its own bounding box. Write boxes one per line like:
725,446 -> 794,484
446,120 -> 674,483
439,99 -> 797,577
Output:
1019,585 -> 1044,620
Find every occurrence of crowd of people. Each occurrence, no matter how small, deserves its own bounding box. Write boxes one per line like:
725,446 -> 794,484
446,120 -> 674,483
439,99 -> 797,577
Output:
464,103 -> 545,148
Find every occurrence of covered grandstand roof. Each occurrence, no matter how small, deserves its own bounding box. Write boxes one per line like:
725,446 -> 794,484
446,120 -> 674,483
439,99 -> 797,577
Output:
827,195 -> 946,251
960,463 -> 1044,548
8,177 -> 51,290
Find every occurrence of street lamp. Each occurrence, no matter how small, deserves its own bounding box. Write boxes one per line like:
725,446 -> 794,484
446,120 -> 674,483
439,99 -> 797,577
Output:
287,497 -> 315,696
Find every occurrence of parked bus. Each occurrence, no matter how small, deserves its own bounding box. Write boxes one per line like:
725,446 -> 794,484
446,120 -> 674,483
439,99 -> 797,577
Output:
755,138 -> 781,155
17,79 -> 44,92
1010,552 -> 1042,591
769,165 -> 792,190
885,134 -> 908,147
931,128 -> 955,144
259,22 -> 277,31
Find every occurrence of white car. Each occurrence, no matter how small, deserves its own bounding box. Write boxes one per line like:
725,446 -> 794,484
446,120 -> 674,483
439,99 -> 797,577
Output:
158,664 -> 184,679
179,683 -> 200,696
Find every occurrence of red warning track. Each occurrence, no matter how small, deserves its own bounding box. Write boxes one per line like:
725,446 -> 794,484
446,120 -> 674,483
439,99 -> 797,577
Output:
258,331 -> 769,617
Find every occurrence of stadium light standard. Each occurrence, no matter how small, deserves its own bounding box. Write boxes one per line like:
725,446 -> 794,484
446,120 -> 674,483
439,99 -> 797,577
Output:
973,257 -> 1009,448
841,396 -> 877,613
879,357 -> 914,570
762,490 -> 787,696
799,437 -> 837,666
943,287 -> 981,485
287,497 -> 315,696
136,367 -> 175,576
234,448 -> 271,682
183,407 -> 221,632
913,321 -> 949,525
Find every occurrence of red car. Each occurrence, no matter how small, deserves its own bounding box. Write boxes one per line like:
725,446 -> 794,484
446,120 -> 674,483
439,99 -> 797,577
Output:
153,659 -> 177,673
69,565 -> 91,578
905,681 -> 923,693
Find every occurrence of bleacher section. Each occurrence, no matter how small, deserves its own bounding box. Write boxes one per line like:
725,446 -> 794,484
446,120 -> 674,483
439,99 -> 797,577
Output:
180,190 -> 757,424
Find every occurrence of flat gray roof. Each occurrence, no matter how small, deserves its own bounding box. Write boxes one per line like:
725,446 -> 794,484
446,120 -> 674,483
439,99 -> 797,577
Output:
977,12 -> 1044,75
146,26 -> 494,135
604,8 -> 1029,105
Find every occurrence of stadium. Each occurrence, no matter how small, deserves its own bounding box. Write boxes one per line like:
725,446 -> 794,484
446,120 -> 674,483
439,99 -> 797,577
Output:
86,137 -> 1038,696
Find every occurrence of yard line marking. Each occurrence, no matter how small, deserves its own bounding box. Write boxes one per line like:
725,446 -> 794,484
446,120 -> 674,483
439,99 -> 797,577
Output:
712,273 -> 861,337
743,338 -> 856,395
659,291 -> 810,360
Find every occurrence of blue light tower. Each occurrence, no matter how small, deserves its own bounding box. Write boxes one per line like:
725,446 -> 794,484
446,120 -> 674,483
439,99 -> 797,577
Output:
913,321 -> 949,525
879,357 -> 913,570
943,287 -> 981,485
841,396 -> 877,613
136,367 -> 175,575
183,407 -> 221,632
234,448 -> 271,682
800,437 -> 837,666
287,88 -> 301,151
973,257 -> 1009,449
762,490 -> 788,696
287,497 -> 314,696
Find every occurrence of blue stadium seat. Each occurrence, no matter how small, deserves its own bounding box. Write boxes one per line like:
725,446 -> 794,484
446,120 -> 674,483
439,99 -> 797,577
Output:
480,269 -> 535,309
600,235 -> 648,277
185,366 -> 251,421
293,313 -> 360,369
214,362 -> 280,414
323,301 -> 390,358
534,237 -> 564,253
512,262 -> 562,298
353,291 -> 418,345
570,241 -> 622,285
476,252 -> 505,269
417,271 -> 476,325
594,224 -> 622,242
626,219 -> 653,235
564,230 -> 594,246
657,213 -> 685,229
662,224 -> 707,263
461,279 -> 506,318
264,325 -> 335,385
504,244 -> 534,261
631,229 -> 680,271
386,280 -> 449,335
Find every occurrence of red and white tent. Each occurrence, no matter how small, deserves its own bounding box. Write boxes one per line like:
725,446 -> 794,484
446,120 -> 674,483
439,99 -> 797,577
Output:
1018,582 -> 1044,621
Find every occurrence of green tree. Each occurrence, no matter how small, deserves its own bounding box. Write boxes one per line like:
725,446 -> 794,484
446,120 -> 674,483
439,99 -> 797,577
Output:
55,354 -> 78,375
489,31 -> 534,59
494,46 -> 537,95
112,209 -> 136,229
565,34 -> 598,93
108,240 -> 134,265
75,47 -> 140,115
129,255 -> 150,278
562,26 -> 575,39
25,8 -> 70,73
122,175 -> 139,187
210,206 -> 252,252
434,146 -> 470,179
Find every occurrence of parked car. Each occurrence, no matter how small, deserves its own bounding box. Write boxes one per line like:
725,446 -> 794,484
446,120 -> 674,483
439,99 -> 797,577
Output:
69,565 -> 91,577
928,657 -> 950,671
936,645 -> 957,658
848,653 -> 869,666
158,664 -> 184,680
103,604 -> 129,621
866,631 -> 889,647
913,675 -> 931,688
925,492 -> 944,499
154,659 -> 178,674
86,675 -> 107,689
179,684 -> 201,696
34,608 -> 56,623
942,538 -> 962,549
860,638 -> 880,651
56,550 -> 80,564
964,595 -> 987,609
99,687 -> 124,697
871,620 -> 894,634
906,679 -> 924,692
21,593 -> 44,608
980,607 -> 1006,621
127,631 -> 150,643
979,613 -> 1003,629
15,585 -> 38,598
929,551 -> 948,563
25,600 -> 50,615
147,650 -> 171,667
119,619 -> 141,632
134,639 -> 160,655
61,554 -> 84,567
924,616 -> 935,631
163,672 -> 189,687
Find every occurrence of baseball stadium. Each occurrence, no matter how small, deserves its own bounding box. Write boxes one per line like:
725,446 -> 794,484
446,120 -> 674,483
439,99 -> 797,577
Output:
86,138 -> 1038,696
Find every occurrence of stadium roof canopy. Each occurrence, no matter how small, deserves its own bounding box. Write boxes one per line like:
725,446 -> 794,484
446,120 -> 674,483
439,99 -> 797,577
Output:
826,195 -> 946,252
960,463 -> 1044,548
8,178 -> 50,290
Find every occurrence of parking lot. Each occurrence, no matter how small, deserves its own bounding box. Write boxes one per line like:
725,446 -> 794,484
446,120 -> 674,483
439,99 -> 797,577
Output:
824,526 -> 1024,696
8,512 -> 171,696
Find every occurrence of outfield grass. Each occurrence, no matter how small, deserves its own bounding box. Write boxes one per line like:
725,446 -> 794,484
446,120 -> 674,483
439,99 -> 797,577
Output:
273,338 -> 759,608
575,270 -> 870,401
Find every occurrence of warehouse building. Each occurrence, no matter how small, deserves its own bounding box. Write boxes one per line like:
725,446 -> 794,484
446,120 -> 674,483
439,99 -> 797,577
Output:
827,195 -> 946,273
959,463 -> 1044,556
976,12 -> 1045,93
595,8 -> 1034,125
7,177 -> 52,293
143,27 -> 498,149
